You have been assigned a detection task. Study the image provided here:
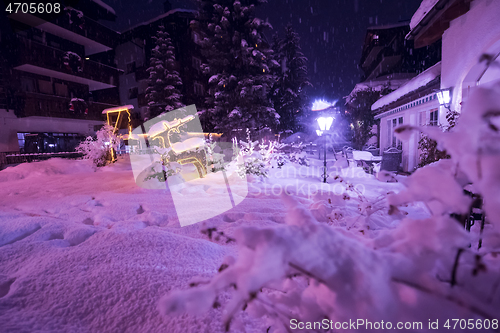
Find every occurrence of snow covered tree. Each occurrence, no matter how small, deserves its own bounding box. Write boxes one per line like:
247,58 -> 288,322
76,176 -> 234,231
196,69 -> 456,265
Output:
345,86 -> 395,150
194,0 -> 279,137
76,124 -> 118,168
270,24 -> 311,133
146,25 -> 183,119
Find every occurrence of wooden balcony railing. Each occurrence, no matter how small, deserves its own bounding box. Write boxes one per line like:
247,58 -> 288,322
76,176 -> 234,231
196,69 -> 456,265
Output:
19,92 -> 115,121
14,36 -> 121,86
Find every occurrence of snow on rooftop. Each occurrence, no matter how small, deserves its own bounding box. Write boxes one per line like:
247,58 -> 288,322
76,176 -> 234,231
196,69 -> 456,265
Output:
121,9 -> 197,34
410,0 -> 439,30
345,74 -> 414,104
367,21 -> 409,31
92,0 -> 116,16
371,61 -> 441,111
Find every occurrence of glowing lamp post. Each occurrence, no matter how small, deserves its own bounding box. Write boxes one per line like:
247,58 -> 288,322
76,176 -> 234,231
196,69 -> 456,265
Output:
437,88 -> 452,110
317,116 -> 333,183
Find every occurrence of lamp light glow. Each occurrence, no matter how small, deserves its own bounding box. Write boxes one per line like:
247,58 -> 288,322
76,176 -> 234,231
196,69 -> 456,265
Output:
436,88 -> 451,108
316,129 -> 323,136
317,116 -> 333,131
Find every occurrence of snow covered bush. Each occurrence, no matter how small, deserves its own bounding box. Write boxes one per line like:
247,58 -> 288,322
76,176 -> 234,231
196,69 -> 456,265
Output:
157,84 -> 500,331
144,147 -> 182,182
76,124 -> 118,168
205,139 -> 227,173
236,136 -> 269,179
235,130 -> 292,179
417,110 -> 458,168
288,142 -> 309,166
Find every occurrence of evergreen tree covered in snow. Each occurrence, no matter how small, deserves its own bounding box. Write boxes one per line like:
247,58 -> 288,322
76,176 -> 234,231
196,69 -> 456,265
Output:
146,25 -> 183,119
346,87 -> 392,150
194,0 -> 279,136
271,24 -> 311,133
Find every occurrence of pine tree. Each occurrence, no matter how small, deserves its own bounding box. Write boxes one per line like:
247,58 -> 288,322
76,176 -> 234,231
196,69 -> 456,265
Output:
271,24 -> 311,133
146,25 -> 183,119
194,0 -> 279,137
345,88 -> 383,150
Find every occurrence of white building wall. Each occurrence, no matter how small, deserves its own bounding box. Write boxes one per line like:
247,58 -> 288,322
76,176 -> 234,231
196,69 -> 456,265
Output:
377,94 -> 440,172
442,0 -> 500,115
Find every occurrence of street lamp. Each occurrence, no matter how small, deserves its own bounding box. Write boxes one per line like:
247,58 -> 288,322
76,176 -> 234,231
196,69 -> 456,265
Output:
317,116 -> 333,183
436,88 -> 452,110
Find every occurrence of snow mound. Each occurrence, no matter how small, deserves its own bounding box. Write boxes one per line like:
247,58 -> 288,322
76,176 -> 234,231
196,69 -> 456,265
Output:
0,158 -> 94,183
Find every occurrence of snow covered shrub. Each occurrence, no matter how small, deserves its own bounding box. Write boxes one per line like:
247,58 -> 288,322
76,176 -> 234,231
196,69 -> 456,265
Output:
235,129 -> 272,179
205,137 -> 227,173
236,134 -> 291,178
144,147 -> 182,182
288,142 -> 309,166
76,124 -> 118,167
417,110 -> 458,168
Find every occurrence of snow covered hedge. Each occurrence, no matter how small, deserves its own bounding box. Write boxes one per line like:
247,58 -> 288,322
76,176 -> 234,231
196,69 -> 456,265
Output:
157,83 -> 500,331
235,130 -> 308,180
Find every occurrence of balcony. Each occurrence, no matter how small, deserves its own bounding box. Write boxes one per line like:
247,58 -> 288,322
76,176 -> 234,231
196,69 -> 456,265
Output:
13,36 -> 122,91
19,92 -> 114,121
8,11 -> 119,55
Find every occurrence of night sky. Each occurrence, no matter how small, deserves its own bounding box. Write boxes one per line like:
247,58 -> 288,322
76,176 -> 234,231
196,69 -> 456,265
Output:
102,0 -> 422,103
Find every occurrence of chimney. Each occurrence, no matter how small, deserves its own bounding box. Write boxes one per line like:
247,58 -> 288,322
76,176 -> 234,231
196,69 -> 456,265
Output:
164,0 -> 172,13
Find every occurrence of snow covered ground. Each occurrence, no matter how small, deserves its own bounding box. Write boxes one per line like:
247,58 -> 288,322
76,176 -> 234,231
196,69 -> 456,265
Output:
0,154 -> 418,332
1,153 -> 496,332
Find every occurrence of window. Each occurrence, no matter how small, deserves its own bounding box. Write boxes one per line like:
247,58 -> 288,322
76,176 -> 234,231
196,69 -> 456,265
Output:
192,31 -> 201,44
430,109 -> 438,126
126,62 -> 136,74
419,111 -> 426,126
192,56 -> 202,70
194,82 -> 204,96
128,87 -> 138,99
49,40 -> 61,49
20,77 -> 36,92
38,79 -> 53,94
387,116 -> 403,148
17,133 -> 26,151
54,83 -> 68,97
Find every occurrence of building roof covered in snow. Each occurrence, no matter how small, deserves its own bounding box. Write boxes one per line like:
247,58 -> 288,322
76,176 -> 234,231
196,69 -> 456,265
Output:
371,61 -> 441,111
345,73 -> 415,104
92,0 -> 116,16
406,0 -> 473,48
121,9 -> 196,34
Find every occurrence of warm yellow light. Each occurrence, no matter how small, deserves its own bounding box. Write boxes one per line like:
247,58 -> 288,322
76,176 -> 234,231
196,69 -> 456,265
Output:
263,69 -> 265,72
255,44 -> 258,47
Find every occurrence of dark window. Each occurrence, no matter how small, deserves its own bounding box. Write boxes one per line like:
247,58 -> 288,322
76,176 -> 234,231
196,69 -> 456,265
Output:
55,83 -> 68,97
194,82 -> 204,96
20,77 -> 36,92
38,79 -> 53,94
128,87 -> 138,99
430,109 -> 438,126
126,62 -> 136,74
192,56 -> 202,70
